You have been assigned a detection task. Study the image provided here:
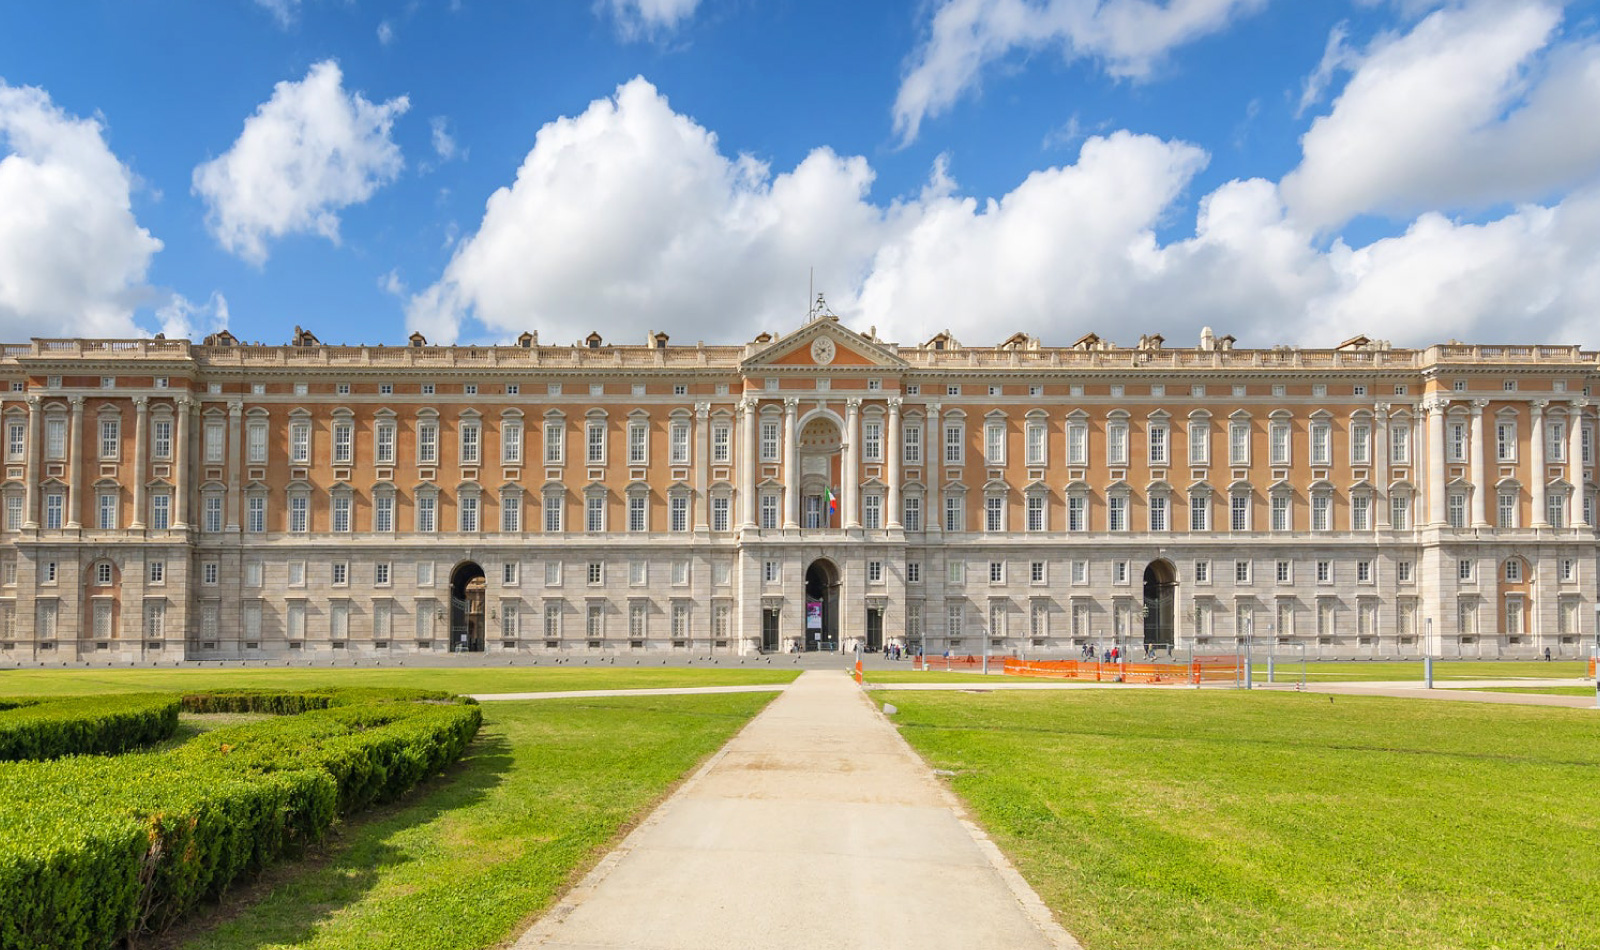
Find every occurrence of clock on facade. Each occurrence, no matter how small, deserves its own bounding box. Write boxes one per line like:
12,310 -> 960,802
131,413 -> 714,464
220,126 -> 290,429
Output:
811,337 -> 836,365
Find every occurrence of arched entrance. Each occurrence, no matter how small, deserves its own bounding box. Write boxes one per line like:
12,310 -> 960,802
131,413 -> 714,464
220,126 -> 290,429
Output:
798,415 -> 844,529
1142,559 -> 1177,648
804,558 -> 840,651
449,561 -> 487,652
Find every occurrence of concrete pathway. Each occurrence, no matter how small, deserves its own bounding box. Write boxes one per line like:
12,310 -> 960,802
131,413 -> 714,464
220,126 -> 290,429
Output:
471,684 -> 789,702
512,669 -> 1077,950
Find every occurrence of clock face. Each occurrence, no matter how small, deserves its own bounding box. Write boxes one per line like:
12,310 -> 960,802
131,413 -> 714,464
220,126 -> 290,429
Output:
811,337 -> 836,365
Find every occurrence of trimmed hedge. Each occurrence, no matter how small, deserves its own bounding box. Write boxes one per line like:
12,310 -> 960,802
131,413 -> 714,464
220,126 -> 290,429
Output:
0,689 -> 481,950
180,685 -> 465,715
0,693 -> 180,761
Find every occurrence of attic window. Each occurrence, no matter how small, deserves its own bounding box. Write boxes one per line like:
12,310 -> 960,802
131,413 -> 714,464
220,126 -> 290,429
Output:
934,339 -> 945,351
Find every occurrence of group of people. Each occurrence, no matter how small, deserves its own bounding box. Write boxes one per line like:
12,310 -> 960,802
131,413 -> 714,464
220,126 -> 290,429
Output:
881,643 -> 907,660
1078,643 -> 1173,663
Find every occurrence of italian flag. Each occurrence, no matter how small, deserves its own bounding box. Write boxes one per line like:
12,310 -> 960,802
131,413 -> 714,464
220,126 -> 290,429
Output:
826,486 -> 837,517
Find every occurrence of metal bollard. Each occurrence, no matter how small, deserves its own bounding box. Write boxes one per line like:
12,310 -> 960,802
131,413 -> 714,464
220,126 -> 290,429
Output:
1424,656 -> 1434,689
1267,656 -> 1275,684
1244,657 -> 1253,690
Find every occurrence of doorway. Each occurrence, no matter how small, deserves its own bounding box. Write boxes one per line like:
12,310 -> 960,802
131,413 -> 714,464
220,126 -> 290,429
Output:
865,607 -> 884,652
450,561 -> 487,652
761,608 -> 781,652
1142,559 -> 1176,648
804,558 -> 840,651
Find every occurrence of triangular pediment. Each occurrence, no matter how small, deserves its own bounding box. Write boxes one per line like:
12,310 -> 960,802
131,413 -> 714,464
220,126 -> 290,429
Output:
742,317 -> 908,370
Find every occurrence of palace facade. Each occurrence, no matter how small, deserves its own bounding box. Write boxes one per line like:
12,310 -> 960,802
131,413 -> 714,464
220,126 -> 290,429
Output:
1,313 -> 1596,665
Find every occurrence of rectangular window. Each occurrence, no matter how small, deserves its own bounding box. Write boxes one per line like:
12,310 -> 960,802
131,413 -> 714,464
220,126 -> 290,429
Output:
1231,495 -> 1248,531
863,494 -> 882,529
944,424 -> 964,464
154,419 -> 174,460
417,494 -> 436,533
203,495 -> 223,533
903,495 -> 922,531
1189,495 -> 1209,531
1390,494 -> 1411,530
907,562 -> 922,583
45,417 -> 65,459
587,421 -> 606,464
1107,495 -> 1127,532
1351,495 -> 1370,531
985,422 -> 1005,465
460,423 -> 481,465
1149,495 -> 1168,532
502,421 -> 522,463
152,494 -> 171,531
1067,423 -> 1087,466
586,495 -> 605,532
1188,423 -> 1207,465
985,496 -> 1003,532
287,495 -> 306,533
1229,421 -> 1249,465
760,493 -> 779,529
712,422 -> 731,463
760,420 -> 780,462
247,496 -> 265,533
945,495 -> 963,532
1148,424 -> 1167,465
418,421 -> 438,464
1066,495 -> 1086,532
1276,560 -> 1291,584
1026,495 -> 1045,532
864,421 -> 883,463
101,419 -> 121,459
711,496 -> 730,532
1270,422 -> 1290,465
144,601 -> 165,639
1447,421 -> 1467,463
628,422 -> 648,465
332,495 -> 351,532
1459,559 -> 1474,582
545,422 -> 564,464
1235,560 -> 1251,584
588,562 -> 604,586
332,421 -> 353,464
373,422 -> 395,464
244,421 -> 265,463
1548,420 -> 1567,462
903,424 -> 922,464
628,495 -> 647,532
1194,560 -> 1209,584
501,494 -> 521,532
1310,422 -> 1330,465
98,493 -> 118,530
669,495 -> 688,532
44,493 -> 62,530
1357,560 -> 1373,583
1495,420 -> 1516,462
544,494 -> 563,532
1107,422 -> 1127,465
1391,423 -> 1411,464
1025,423 -> 1045,466
947,603 -> 964,640
1447,493 -> 1466,528
1350,422 -> 1370,464
290,421 -> 310,464
1271,495 -> 1289,532
1498,492 -> 1516,527
1316,560 -> 1331,583
669,422 -> 690,465
6,420 -> 24,461
1312,494 -> 1331,532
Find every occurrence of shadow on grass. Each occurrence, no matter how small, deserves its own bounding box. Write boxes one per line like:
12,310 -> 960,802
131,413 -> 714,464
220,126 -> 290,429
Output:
152,731 -> 515,950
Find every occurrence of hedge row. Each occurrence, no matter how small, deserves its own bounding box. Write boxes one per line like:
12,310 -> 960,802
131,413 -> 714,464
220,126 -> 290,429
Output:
0,693 -> 180,761
180,685 -> 464,715
0,690 -> 482,950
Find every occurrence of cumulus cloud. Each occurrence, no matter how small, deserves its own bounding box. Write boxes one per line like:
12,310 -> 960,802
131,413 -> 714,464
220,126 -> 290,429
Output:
154,291 -> 230,342
600,0 -> 702,39
1282,0 -> 1600,230
0,81 -> 163,339
253,0 -> 300,28
894,0 -> 1269,143
430,116 -> 460,162
412,72 -> 1600,352
193,60 -> 409,265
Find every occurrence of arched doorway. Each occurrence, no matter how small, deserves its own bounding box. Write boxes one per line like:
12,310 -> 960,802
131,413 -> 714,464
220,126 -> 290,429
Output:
449,561 -> 487,652
804,558 -> 840,651
798,415 -> 844,528
1142,559 -> 1177,648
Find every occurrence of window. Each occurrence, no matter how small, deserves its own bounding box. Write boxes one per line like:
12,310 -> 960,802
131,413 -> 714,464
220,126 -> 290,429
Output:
376,562 -> 391,586
6,420 -> 23,461
246,421 -> 266,463
1394,384 -> 1409,396
586,495 -> 605,532
1447,492 -> 1466,528
1189,494 -> 1209,531
944,494 -> 963,532
1188,422 -> 1208,465
907,562 -> 921,583
864,420 -> 883,463
100,418 -> 121,459
1270,494 -> 1290,532
1447,420 -> 1467,463
863,493 -> 882,529
903,495 -> 922,531
98,493 -> 118,530
1398,560 -> 1414,583
759,493 -> 779,529
544,421 -> 565,464
331,494 -> 351,532
1503,380 -> 1518,392
503,421 -> 523,464
1357,560 -> 1373,583
1030,561 -> 1046,583
289,421 -> 310,464
1148,424 -> 1167,465
669,421 -> 689,465
949,561 -> 966,584
247,496 -> 265,533
1311,494 -> 1331,532
1390,494 -> 1411,529
203,495 -> 223,533
984,496 -> 1004,532
1107,421 -> 1128,465
1026,495 -> 1045,532
44,492 -> 63,530
148,560 -> 165,584
1234,560 -> 1251,584
502,494 -> 521,532
503,562 -> 519,585
903,423 -> 922,464
460,421 -> 481,465
1107,495 -> 1128,531
985,421 -> 1006,464
1351,494 -> 1370,531
143,601 -> 165,638
1498,491 -> 1517,527
44,416 -> 66,460
1458,559 -> 1474,582
1547,419 -> 1567,462
1066,495 -> 1086,532
867,560 -> 883,583
1149,495 -> 1168,532
330,420 -> 353,464
944,422 -> 964,464
1350,422 -> 1370,464
421,383 -> 436,396
629,561 -> 647,586
1390,422 -> 1411,464
1270,422 -> 1290,465
286,494 -> 307,533
947,603 -> 964,640
1316,560 -> 1331,583
1276,560 -> 1291,584
760,420 -> 780,462
711,496 -> 730,532
544,562 -> 561,586
1560,557 -> 1577,582
712,422 -> 731,463
151,493 -> 171,531
1547,492 -> 1566,528
417,494 -> 436,533
1067,421 -> 1087,465
587,562 -> 603,586
1194,561 -> 1209,583
1309,422 -> 1330,465
1496,419 -> 1516,461
628,494 -> 647,532
587,421 -> 606,464
628,420 -> 648,464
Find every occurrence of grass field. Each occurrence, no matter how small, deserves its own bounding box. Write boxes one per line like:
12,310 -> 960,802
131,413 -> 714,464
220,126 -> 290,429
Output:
891,689 -> 1600,950
864,669 -> 1010,684
1479,685 -> 1598,697
0,665 -> 800,697
1250,659 -> 1591,682
155,692 -> 773,950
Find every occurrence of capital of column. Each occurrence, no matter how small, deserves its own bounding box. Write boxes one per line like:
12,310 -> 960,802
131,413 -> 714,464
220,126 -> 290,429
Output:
1421,395 -> 1449,414
68,395 -> 84,410
737,396 -> 758,415
694,401 -> 711,420
1570,397 -> 1590,410
174,394 -> 194,411
886,396 -> 903,412
1469,398 -> 1490,413
228,398 -> 244,418
844,397 -> 862,413
1531,398 -> 1549,414
132,395 -> 149,411
926,401 -> 942,416
26,394 -> 41,409
783,397 -> 799,414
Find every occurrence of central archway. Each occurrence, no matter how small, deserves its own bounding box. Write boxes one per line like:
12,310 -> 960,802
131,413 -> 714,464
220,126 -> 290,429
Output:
804,558 -> 840,651
1142,559 -> 1177,648
449,561 -> 487,652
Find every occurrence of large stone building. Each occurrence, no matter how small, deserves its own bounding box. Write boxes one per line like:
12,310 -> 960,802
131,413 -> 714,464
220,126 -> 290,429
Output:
1,311 -> 1596,665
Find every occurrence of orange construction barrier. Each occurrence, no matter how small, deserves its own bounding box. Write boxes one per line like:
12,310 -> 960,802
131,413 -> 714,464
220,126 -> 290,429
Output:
916,654 -> 990,672
853,654 -> 864,685
1589,656 -> 1596,679
1002,656 -> 1241,685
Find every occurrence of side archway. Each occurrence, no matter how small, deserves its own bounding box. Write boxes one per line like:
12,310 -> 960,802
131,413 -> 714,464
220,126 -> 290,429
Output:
1142,559 -> 1177,648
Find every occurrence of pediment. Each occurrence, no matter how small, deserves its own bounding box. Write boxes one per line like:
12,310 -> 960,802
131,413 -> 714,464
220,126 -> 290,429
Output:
742,318 -> 908,370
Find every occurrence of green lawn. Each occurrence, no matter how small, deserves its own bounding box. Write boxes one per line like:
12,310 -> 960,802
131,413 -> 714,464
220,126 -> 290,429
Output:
864,669 -> 1007,684
1250,659 -> 1590,682
160,692 -> 772,950
0,665 -> 800,698
1479,686 -> 1598,697
891,689 -> 1600,950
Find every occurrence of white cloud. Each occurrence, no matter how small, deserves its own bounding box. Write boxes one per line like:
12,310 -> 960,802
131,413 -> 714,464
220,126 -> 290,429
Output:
894,0 -> 1269,144
377,20 -> 396,45
154,291 -> 230,342
430,116 -> 459,162
192,60 -> 410,265
1296,21 -> 1355,117
0,81 -> 163,339
412,75 -> 1600,353
253,0 -> 300,28
600,0 -> 702,39
1283,0 -> 1600,230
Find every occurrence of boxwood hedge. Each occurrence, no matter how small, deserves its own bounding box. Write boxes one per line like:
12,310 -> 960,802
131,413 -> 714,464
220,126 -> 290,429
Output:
0,693 -> 180,761
0,688 -> 482,950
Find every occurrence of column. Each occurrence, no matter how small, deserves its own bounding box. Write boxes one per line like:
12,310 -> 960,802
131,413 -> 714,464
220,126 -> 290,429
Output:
226,399 -> 243,532
843,398 -> 861,529
1569,398 -> 1589,528
1469,399 -> 1489,527
692,401 -> 710,531
173,395 -> 192,530
782,398 -> 799,529
1426,397 -> 1447,526
926,402 -> 942,535
737,397 -> 757,529
65,396 -> 84,529
886,397 -> 903,529
22,395 -> 41,529
1373,404 -> 1389,528
1530,400 -> 1548,527
130,396 -> 148,529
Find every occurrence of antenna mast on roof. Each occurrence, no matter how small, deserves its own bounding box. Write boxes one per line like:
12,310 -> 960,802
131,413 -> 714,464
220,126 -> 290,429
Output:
808,267 -> 814,320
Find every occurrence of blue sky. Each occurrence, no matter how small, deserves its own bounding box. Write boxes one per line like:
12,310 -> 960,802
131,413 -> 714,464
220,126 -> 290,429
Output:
2,0 -> 1598,351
